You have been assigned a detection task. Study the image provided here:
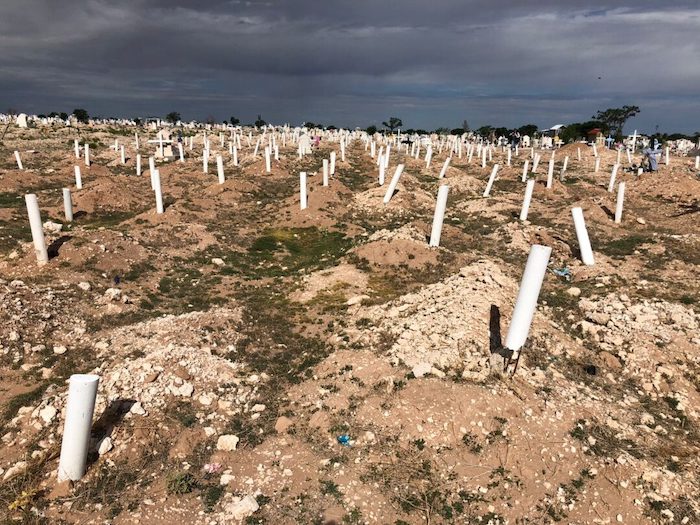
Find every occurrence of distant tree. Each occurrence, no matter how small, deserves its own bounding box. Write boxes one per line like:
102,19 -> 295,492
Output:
327,125 -> 337,130
59,112 -> 68,120
382,117 -> 403,132
37,114 -> 46,119
517,124 -> 538,137
165,112 -> 181,124
366,125 -> 378,135
434,127 -> 450,135
494,127 -> 509,138
462,120 -> 470,132
477,125 -> 494,137
304,122 -> 317,129
205,115 -> 216,125
229,116 -> 240,126
559,120 -> 607,143
450,128 -> 464,135
6,108 -> 18,116
255,114 -> 266,127
72,108 -> 89,123
134,118 -> 142,126
593,105 -> 640,140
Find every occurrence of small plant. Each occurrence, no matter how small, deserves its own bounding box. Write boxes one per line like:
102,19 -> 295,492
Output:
320,479 -> 343,501
167,472 -> 196,495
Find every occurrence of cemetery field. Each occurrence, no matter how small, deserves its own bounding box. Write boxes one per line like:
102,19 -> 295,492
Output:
0,124 -> 699,524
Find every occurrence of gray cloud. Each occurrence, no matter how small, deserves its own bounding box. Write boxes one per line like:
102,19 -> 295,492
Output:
1,1 -> 698,132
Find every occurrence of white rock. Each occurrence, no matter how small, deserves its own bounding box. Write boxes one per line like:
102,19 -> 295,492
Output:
53,345 -> 67,355
39,405 -> 57,424
179,382 -> 194,397
347,295 -> 369,306
97,437 -> 113,455
223,495 -> 259,521
251,404 -> 266,412
104,288 -> 122,301
216,434 -> 240,451
130,402 -> 146,416
412,362 -> 432,378
220,473 -> 235,485
212,258 -> 225,266
78,282 -> 91,291
2,461 -> 27,480
43,221 -> 63,234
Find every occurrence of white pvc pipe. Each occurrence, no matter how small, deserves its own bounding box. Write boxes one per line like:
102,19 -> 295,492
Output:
233,146 -> 238,166
15,151 -> 23,170
504,244 -> 552,355
695,156 -> 699,170
379,162 -> 385,186
330,151 -> 336,174
483,164 -> 500,197
425,146 -> 432,169
594,157 -> 600,173
323,159 -> 329,186
507,148 -> 512,166
665,147 -> 670,166
300,172 -> 308,210
429,185 -> 449,247
592,143 -> 598,157
120,145 -> 126,164
25,194 -> 48,265
383,164 -> 405,204
608,164 -> 619,192
216,155 -> 225,184
520,179 -> 535,221
153,169 -> 164,214
571,207 -> 594,265
178,143 -> 184,162
74,166 -> 83,189
521,159 -> 529,182
57,374 -> 100,481
265,147 -> 271,173
74,139 -> 80,159
63,188 -> 73,222
546,159 -> 554,189
203,149 -> 209,173
438,157 -> 450,179
84,144 -> 90,166
614,182 -> 625,224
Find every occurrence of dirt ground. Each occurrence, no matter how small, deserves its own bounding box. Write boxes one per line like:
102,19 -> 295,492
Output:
0,124 -> 698,525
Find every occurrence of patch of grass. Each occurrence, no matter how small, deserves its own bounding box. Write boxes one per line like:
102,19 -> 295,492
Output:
598,235 -> 652,258
228,226 -> 352,278
171,401 -> 198,428
1,385 -> 47,425
202,484 -> 224,512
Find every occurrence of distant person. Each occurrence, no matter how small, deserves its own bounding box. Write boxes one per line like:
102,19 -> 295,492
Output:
643,147 -> 659,172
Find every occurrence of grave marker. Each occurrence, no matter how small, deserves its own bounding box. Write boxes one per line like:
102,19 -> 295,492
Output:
25,194 -> 48,265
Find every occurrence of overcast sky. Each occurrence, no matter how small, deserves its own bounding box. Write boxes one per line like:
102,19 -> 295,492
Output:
1,1 -> 698,133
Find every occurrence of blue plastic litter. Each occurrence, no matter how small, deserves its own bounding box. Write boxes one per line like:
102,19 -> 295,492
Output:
337,434 -> 351,447
552,267 -> 572,281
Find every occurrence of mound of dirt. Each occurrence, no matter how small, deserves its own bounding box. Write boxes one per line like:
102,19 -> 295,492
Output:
351,260 -> 519,380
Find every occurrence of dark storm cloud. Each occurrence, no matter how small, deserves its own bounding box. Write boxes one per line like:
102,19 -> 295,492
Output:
1,0 -> 698,132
